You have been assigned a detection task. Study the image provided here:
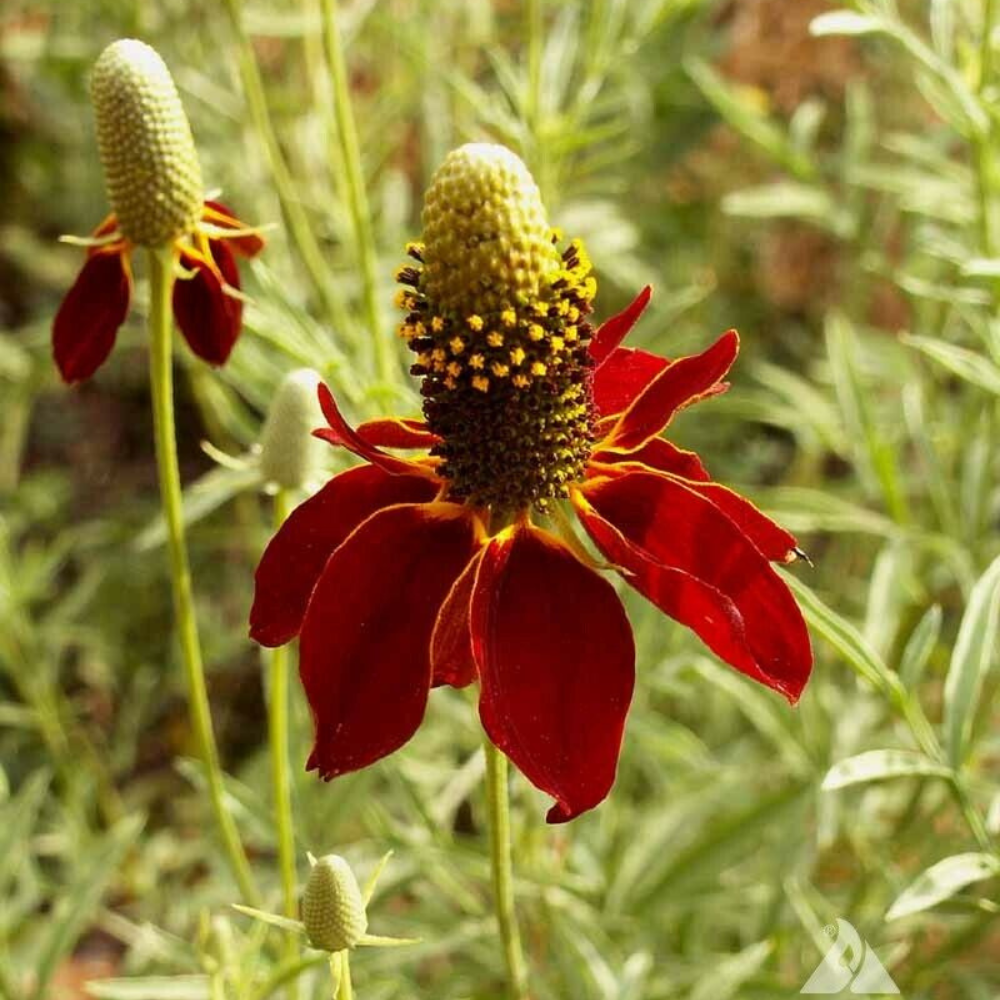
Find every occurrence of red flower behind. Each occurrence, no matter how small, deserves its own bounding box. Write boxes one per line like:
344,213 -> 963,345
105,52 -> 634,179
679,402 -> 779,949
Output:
52,200 -> 264,383
251,287 -> 813,823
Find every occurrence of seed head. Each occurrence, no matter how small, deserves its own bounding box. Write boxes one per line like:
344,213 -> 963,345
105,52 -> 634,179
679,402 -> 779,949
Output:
420,143 -> 561,316
301,854 -> 368,952
90,39 -> 203,247
259,368 -> 325,490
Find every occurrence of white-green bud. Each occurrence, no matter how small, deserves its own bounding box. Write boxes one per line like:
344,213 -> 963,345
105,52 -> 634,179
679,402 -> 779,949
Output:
302,854 -> 368,952
258,368 -> 324,490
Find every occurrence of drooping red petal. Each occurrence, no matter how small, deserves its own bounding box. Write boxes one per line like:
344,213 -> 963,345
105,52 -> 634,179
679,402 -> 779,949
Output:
429,551 -> 483,689
471,523 -> 635,823
591,437 -> 711,482
250,465 -> 437,647
590,285 -> 653,366
301,503 -> 484,779
202,200 -> 265,258
592,346 -> 670,418
356,417 -> 440,449
315,382 -> 438,479
52,249 -> 132,383
173,241 -> 243,365
602,330 -> 739,451
572,471 -> 811,702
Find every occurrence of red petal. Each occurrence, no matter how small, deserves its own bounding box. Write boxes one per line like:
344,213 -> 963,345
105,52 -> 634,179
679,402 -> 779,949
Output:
356,417 -> 440,449
316,382 -> 438,479
250,465 -> 437,647
471,523 -> 635,823
592,346 -> 670,418
301,503 -> 484,779
590,285 -> 653,366
603,330 -> 739,451
52,249 -> 131,383
573,471 -> 811,702
173,242 -> 243,365
203,200 -> 265,258
591,437 -> 711,482
429,551 -> 483,689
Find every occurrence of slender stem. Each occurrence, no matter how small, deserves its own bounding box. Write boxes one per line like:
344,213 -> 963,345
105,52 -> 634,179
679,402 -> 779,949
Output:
317,0 -> 394,382
268,488 -> 300,999
483,740 -> 528,1000
221,0 -> 351,336
526,0 -> 543,131
146,247 -> 260,906
982,0 -> 997,92
335,952 -> 353,1000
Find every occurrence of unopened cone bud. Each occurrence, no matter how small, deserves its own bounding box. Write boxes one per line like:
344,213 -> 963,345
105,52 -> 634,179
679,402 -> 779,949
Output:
259,368 -> 324,489
420,143 -> 561,315
302,854 -> 368,952
90,39 -> 203,247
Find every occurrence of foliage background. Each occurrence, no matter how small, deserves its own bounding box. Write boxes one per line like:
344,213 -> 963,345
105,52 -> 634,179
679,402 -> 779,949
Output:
1,0 -> 999,997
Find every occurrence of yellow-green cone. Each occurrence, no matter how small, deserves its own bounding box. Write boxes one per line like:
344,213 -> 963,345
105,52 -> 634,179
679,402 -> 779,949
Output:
420,143 -> 561,316
258,368 -> 324,490
301,855 -> 368,952
90,39 -> 203,248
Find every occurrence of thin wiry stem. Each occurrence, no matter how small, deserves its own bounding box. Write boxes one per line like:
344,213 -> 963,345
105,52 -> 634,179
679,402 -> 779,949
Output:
221,0 -> 351,336
268,487 -> 300,1000
146,247 -> 260,906
483,740 -> 528,1000
318,0 -> 396,383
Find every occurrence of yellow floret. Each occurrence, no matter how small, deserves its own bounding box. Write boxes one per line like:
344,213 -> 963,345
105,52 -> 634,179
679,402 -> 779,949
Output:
469,354 -> 485,370
472,375 -> 490,392
501,308 -> 517,327
512,374 -> 530,388
467,315 -> 484,332
447,361 -> 462,377
564,325 -> 578,342
449,336 -> 466,355
551,336 -> 565,352
486,331 -> 504,348
431,347 -> 446,362
491,362 -> 510,377
528,324 -> 545,342
431,316 -> 445,332
531,361 -> 547,376
509,346 -> 526,366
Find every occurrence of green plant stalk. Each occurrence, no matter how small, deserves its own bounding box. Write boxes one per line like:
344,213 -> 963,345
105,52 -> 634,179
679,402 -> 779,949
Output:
318,0 -> 393,382
268,487 -> 300,1000
221,0 -> 351,337
337,953 -> 353,1000
483,740 -> 528,1000
146,247 -> 260,906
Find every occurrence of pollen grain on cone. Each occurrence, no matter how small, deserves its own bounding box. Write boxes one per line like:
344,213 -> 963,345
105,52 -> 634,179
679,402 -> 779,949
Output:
90,39 -> 203,248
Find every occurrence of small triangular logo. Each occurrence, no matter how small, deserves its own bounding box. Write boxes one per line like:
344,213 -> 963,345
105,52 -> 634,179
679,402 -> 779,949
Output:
801,919 -> 900,995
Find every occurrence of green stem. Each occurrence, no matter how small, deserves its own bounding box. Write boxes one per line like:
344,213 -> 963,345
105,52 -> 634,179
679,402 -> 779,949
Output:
526,0 -> 543,132
221,0 -> 351,337
268,488 -> 299,999
146,247 -> 260,906
335,952 -> 353,1000
483,740 -> 528,1000
318,0 -> 394,382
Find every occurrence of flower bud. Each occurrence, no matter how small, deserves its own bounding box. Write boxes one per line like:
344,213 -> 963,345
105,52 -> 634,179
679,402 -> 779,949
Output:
420,143 -> 561,315
90,39 -> 203,247
259,369 -> 325,490
302,854 -> 368,952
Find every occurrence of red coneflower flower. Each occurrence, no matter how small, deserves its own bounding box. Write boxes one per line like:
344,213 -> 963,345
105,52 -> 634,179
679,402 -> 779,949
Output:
250,144 -> 812,822
52,39 -> 264,384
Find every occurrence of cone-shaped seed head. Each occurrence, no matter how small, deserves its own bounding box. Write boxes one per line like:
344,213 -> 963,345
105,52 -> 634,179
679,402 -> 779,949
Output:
421,143 -> 561,316
90,39 -> 203,247
302,855 -> 368,952
259,368 -> 325,490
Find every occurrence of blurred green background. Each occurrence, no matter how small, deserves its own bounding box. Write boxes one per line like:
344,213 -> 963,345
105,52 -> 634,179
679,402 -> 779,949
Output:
2,0 -> 999,997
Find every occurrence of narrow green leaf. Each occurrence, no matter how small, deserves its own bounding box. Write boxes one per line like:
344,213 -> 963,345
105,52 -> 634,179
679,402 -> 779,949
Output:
86,976 -> 211,1000
690,941 -> 773,1000
902,335 -> 1000,396
810,11 -> 883,36
231,904 -> 305,935
886,853 -> 1000,921
944,555 -> 1000,766
822,750 -> 951,790
899,605 -> 942,691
